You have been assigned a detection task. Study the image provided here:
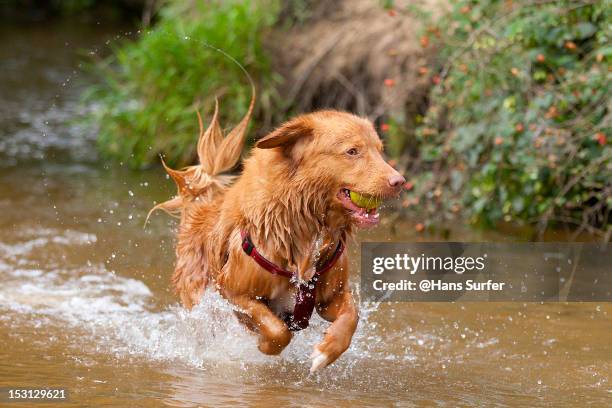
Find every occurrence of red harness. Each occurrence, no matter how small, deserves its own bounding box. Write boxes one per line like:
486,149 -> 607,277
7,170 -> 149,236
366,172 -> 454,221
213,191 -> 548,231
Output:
240,231 -> 345,331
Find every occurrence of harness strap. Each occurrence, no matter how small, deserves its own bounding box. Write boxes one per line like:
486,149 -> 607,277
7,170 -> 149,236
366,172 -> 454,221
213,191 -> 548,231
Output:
239,231 -> 345,331
240,232 -> 293,278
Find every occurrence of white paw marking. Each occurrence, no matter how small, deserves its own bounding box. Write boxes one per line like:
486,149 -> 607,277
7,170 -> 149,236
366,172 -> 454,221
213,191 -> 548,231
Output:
309,347 -> 330,373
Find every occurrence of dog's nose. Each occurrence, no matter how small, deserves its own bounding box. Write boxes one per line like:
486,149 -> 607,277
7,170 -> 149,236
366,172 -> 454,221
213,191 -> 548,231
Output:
388,174 -> 406,188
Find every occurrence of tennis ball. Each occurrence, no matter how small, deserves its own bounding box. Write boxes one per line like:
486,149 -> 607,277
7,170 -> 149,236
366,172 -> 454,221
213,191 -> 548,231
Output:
349,191 -> 382,210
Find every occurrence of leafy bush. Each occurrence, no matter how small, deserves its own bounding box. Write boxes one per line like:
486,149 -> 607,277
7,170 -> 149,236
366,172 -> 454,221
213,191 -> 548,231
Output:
402,0 -> 611,238
86,0 -> 279,168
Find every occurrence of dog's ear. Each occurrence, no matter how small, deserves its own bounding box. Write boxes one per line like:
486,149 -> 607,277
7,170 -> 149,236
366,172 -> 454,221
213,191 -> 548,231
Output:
256,119 -> 313,149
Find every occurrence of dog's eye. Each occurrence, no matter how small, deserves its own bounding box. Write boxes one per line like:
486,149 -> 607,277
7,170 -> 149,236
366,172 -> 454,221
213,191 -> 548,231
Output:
346,148 -> 359,156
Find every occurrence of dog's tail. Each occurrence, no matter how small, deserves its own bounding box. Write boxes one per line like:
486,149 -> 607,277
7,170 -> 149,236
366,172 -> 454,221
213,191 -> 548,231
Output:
146,88 -> 254,223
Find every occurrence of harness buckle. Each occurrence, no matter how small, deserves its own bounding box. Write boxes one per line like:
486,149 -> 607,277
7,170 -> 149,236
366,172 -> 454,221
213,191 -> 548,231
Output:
242,236 -> 255,255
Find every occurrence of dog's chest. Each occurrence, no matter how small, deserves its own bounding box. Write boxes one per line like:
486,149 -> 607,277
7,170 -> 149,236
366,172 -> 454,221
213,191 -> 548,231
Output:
269,285 -> 297,315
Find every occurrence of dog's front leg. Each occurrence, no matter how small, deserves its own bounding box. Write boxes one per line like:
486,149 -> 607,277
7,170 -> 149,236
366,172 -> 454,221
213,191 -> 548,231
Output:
227,293 -> 293,355
311,284 -> 359,372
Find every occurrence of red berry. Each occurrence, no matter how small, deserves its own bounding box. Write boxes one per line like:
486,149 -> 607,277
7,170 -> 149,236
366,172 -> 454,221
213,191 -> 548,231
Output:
596,132 -> 606,146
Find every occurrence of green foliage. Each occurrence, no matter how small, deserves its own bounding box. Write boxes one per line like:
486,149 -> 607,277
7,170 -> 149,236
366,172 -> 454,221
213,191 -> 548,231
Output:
86,0 -> 280,168
404,0 -> 611,237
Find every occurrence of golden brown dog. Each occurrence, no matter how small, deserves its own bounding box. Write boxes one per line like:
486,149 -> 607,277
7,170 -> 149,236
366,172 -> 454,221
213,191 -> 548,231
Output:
152,95 -> 404,371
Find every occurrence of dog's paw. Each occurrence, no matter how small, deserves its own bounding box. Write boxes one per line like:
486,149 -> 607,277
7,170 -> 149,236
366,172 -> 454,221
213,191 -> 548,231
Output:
309,346 -> 331,373
309,334 -> 351,373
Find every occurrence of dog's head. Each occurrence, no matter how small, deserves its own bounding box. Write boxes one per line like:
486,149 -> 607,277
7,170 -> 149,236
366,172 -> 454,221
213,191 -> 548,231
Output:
256,111 -> 405,228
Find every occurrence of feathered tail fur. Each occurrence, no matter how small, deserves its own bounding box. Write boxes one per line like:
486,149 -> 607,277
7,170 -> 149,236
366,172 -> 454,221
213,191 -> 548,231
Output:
148,89 -> 254,219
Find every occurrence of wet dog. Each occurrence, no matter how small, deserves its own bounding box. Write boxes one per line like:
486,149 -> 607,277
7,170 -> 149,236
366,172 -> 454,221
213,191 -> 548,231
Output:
152,94 -> 404,371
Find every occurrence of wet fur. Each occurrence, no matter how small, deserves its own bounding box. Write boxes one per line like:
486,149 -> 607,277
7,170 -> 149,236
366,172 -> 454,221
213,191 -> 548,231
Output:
152,94 -> 402,371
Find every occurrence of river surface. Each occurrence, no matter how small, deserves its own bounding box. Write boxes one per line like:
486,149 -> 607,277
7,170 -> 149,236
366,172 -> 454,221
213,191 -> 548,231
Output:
0,21 -> 610,407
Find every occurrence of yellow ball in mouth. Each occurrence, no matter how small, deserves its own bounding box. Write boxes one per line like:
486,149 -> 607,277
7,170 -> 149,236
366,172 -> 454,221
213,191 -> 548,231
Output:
349,191 -> 382,210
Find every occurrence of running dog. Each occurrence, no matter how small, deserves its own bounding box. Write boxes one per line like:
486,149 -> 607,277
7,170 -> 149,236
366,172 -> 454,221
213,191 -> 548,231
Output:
151,93 -> 404,371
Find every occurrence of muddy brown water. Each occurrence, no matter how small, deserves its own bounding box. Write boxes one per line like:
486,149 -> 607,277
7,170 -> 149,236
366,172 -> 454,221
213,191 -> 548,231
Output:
0,21 -> 610,407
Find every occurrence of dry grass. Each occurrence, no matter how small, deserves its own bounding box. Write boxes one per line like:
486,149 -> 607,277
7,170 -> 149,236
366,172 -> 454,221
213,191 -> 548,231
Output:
267,0 -> 448,122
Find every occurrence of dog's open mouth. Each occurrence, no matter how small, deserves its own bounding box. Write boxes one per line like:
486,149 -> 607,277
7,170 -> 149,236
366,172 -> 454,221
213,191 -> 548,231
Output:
337,188 -> 381,227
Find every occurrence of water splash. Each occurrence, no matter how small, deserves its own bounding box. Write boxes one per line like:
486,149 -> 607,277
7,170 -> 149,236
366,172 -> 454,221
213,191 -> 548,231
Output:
0,226 -> 410,380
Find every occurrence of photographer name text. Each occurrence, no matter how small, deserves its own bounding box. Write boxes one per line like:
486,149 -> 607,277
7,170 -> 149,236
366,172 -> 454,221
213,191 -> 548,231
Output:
373,279 -> 505,292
